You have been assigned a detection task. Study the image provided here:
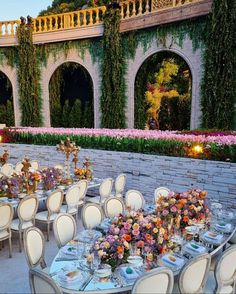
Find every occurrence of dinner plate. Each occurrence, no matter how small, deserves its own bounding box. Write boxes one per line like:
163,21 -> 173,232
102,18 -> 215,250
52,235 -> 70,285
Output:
61,245 -> 77,256
57,270 -> 83,284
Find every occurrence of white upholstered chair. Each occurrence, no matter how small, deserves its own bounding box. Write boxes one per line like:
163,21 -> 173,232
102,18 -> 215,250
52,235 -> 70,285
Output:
214,245 -> 236,294
0,203 -> 13,258
132,267 -> 174,294
30,160 -> 39,171
103,197 -> 125,218
35,190 -> 63,241
11,195 -> 39,252
113,173 -> 126,198
53,213 -> 77,248
23,227 -> 47,269
81,203 -> 104,229
125,190 -> 145,211
15,161 -> 23,173
61,180 -> 88,218
0,163 -> 14,177
29,268 -> 62,294
154,186 -> 170,203
178,253 -> 211,294
87,177 -> 113,204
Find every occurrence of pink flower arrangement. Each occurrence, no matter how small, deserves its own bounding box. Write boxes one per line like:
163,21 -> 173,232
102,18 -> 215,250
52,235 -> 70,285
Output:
9,127 -> 236,145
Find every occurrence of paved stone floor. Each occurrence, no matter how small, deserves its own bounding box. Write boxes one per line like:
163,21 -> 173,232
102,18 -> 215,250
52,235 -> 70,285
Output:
0,207 -> 84,294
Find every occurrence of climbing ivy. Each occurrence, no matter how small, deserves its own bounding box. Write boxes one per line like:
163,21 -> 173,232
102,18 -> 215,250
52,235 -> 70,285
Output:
201,0 -> 236,130
16,24 -> 42,126
100,7 -> 126,128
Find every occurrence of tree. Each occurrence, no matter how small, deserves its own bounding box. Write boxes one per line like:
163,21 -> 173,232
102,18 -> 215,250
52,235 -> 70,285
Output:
62,100 -> 71,127
145,59 -> 179,121
5,100 -> 14,126
83,101 -> 94,128
69,99 -> 82,127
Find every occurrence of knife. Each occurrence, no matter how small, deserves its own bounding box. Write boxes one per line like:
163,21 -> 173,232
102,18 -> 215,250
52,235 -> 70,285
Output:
79,275 -> 93,291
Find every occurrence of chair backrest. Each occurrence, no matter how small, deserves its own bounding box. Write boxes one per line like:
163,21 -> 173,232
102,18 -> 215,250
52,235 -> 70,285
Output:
15,161 -> 23,173
154,186 -> 170,203
125,190 -> 145,211
18,196 -> 39,225
0,203 -> 13,230
115,174 -> 126,195
53,213 -> 76,248
30,160 -> 39,171
29,268 -> 62,294
215,244 -> 236,294
24,227 -> 46,269
65,185 -> 80,210
132,267 -> 174,294
81,203 -> 104,229
46,190 -> 63,217
99,178 -> 114,201
0,163 -> 14,177
179,253 -> 211,294
103,197 -> 125,218
77,179 -> 88,201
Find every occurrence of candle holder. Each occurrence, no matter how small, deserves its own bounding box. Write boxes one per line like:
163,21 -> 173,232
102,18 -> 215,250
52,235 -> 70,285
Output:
56,138 -> 80,185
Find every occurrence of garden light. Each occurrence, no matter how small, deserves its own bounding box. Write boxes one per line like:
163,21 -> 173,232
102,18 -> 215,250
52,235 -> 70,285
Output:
192,144 -> 203,154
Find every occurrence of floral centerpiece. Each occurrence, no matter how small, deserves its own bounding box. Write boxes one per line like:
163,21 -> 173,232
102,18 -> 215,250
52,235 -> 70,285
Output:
40,167 -> 63,190
156,189 -> 209,230
0,174 -> 24,198
74,157 -> 93,181
94,211 -> 173,270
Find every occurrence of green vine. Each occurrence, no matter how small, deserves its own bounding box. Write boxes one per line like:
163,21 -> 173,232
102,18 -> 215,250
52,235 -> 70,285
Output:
100,7 -> 126,128
16,24 -> 42,126
201,0 -> 236,130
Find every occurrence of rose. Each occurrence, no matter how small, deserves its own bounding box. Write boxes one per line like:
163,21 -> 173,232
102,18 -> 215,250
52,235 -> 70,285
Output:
162,209 -> 169,216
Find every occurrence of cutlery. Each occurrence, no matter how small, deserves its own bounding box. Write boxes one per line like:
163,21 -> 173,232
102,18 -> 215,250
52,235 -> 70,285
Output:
79,275 -> 93,291
55,257 -> 78,262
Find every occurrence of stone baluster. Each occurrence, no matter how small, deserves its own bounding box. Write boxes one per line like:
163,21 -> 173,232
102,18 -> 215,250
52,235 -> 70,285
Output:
95,9 -> 99,24
49,17 -> 53,31
145,0 -> 150,13
138,0 -> 143,15
120,4 -> 124,19
132,1 -> 136,16
54,17 -> 58,30
126,2 -> 130,18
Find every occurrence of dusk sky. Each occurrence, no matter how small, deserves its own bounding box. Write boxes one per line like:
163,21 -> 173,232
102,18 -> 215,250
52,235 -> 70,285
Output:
0,0 -> 53,21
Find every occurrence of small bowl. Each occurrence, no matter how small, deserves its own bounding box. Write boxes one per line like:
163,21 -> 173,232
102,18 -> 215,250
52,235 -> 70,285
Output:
94,264 -> 111,278
127,256 -> 143,267
18,193 -> 26,199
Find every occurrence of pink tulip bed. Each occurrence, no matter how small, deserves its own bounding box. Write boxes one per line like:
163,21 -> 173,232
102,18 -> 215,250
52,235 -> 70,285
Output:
3,127 -> 236,162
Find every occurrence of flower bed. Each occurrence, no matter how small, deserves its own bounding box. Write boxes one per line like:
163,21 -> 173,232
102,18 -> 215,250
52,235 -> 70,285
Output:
3,127 -> 236,162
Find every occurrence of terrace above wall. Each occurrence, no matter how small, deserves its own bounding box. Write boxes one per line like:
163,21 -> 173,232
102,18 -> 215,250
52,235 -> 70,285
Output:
0,0 -> 212,47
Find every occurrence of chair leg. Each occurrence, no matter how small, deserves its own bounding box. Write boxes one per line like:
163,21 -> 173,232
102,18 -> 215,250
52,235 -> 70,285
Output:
0,241 -> 2,250
47,223 -> 50,241
9,237 -> 12,258
19,231 -> 22,252
2,240 -> 4,248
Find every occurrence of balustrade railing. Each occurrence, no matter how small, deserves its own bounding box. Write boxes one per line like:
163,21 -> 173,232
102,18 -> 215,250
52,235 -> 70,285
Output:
0,20 -> 20,36
0,0 -> 202,37
33,6 -> 106,33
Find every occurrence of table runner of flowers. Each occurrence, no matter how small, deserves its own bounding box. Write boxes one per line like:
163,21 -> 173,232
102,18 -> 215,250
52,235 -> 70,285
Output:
94,189 -> 209,269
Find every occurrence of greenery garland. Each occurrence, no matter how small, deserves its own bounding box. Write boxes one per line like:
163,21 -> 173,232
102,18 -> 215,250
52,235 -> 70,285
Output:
201,0 -> 236,130
16,24 -> 42,126
100,7 -> 126,128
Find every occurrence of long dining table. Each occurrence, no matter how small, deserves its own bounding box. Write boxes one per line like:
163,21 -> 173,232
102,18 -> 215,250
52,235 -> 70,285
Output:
48,206 -> 236,294
0,177 -> 103,209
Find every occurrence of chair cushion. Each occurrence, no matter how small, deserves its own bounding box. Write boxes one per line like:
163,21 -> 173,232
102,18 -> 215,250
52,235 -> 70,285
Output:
11,219 -> 33,231
220,286 -> 233,293
35,211 -> 57,222
0,230 -> 9,239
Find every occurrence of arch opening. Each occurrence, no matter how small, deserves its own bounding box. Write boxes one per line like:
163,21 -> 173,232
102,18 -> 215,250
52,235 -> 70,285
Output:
0,71 -> 15,126
134,51 -> 192,130
49,62 -> 94,128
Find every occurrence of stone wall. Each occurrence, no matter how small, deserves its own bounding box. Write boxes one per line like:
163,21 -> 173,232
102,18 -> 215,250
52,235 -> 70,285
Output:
1,143 -> 236,206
